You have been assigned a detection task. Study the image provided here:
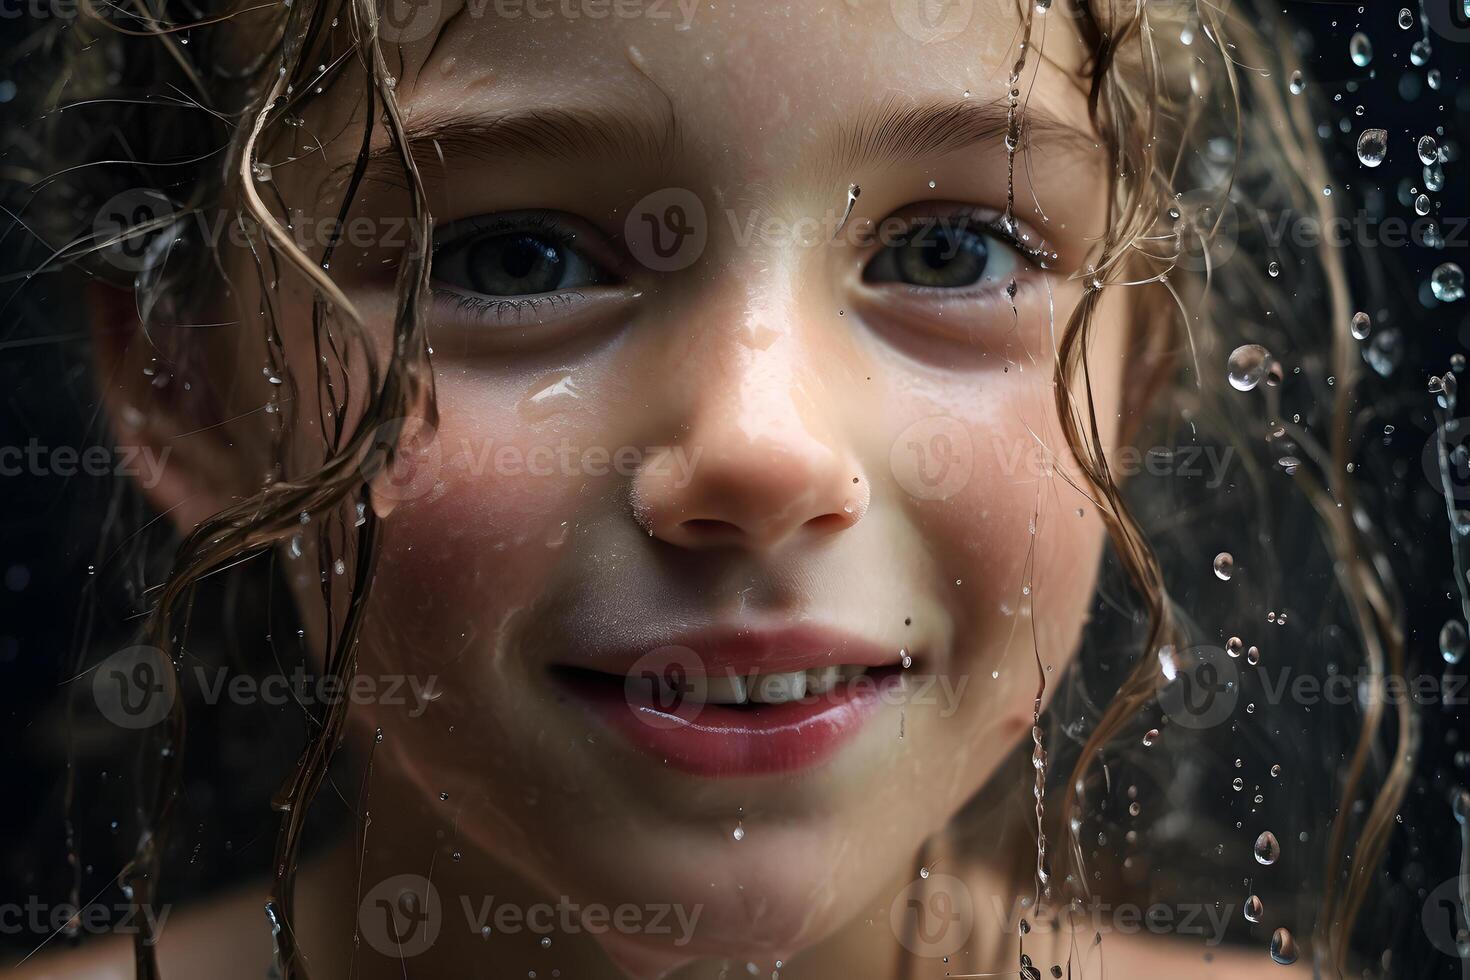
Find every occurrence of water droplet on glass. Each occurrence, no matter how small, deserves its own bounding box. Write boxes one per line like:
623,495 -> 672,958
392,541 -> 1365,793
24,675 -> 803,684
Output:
1244,895 -> 1264,922
1228,344 -> 1272,391
1365,328 -> 1404,376
1440,619 -> 1467,665
1289,70 -> 1305,95
1227,636 -> 1244,657
1410,38 -> 1432,66
1247,645 -> 1261,665
1415,194 -> 1432,216
1399,7 -> 1414,28
1214,552 -> 1235,580
1350,311 -> 1371,340
1349,32 -> 1372,67
1419,135 -> 1440,166
1425,162 -> 1445,192
1269,927 -> 1299,965
1356,128 -> 1388,167
732,825 -> 745,841
1142,729 -> 1159,747
1432,262 -> 1465,302
1253,830 -> 1281,865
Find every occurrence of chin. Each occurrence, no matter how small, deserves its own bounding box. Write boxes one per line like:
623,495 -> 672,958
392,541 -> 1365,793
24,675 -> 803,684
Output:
526,820 -> 894,972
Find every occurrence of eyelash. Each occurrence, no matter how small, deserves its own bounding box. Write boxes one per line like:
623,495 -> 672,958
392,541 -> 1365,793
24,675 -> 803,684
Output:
878,208 -> 1054,272
427,205 -> 1054,327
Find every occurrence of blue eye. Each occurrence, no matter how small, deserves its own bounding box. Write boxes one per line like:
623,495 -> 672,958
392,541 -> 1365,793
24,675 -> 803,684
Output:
433,212 -> 612,299
863,216 -> 1026,289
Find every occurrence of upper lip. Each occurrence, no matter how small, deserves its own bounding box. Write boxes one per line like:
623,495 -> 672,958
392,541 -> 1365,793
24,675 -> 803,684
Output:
557,623 -> 911,677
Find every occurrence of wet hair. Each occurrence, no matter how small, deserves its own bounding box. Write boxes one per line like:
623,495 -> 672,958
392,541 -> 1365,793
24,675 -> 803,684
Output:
3,0 -> 1412,976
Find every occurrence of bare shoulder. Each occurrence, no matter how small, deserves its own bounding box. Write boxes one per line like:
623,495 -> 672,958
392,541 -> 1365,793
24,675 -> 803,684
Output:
4,887 -> 274,980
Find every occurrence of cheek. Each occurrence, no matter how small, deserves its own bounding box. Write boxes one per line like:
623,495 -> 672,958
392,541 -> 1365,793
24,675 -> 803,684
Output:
363,371 -> 629,668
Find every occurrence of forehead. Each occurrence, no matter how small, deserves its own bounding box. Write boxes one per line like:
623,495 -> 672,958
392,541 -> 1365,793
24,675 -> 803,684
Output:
308,0 -> 1097,180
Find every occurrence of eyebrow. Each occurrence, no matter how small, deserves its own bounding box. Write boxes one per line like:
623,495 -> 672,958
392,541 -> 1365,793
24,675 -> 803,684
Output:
342,104 -> 682,191
818,96 -> 1099,179
340,95 -> 1096,194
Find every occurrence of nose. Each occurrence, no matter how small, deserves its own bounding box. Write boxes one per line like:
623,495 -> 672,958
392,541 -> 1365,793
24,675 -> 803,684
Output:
631,351 -> 869,553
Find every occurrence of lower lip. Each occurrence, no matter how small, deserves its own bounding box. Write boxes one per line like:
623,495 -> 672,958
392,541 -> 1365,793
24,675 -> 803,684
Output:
554,668 -> 903,777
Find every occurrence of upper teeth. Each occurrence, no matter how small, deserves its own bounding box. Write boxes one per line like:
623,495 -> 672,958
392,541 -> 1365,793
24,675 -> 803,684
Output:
690,666 -> 868,705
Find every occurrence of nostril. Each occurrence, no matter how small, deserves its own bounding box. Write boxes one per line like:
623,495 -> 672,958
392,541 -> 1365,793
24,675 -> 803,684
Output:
679,518 -> 742,541
802,512 -> 854,536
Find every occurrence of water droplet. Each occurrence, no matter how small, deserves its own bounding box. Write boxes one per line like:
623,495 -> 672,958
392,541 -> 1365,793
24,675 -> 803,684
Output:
1365,329 -> 1404,376
1350,311 -> 1371,340
1415,194 -> 1432,216
1349,31 -> 1372,66
1214,552 -> 1235,580
1227,636 -> 1244,657
732,825 -> 745,841
1289,71 -> 1305,95
1244,895 -> 1264,923
919,866 -> 931,879
540,937 -> 551,949
1253,830 -> 1281,865
1269,927 -> 1299,965
1228,344 -> 1272,391
1425,162 -> 1446,193
1142,729 -> 1159,747
1410,38 -> 1432,66
1247,645 -> 1261,665
1399,6 -> 1414,28
519,372 -> 585,423
1356,128 -> 1388,167
1432,262 -> 1465,302
1441,619 -> 1467,665
1419,135 -> 1440,166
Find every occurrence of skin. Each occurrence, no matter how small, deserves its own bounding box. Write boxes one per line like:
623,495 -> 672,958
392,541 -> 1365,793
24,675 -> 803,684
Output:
19,1 -> 1307,977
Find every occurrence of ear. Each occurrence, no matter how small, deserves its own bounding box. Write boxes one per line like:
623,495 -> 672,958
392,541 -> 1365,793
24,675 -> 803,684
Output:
88,281 -> 253,536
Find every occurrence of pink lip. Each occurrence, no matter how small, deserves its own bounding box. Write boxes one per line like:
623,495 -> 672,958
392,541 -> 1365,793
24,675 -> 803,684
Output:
552,626 -> 910,777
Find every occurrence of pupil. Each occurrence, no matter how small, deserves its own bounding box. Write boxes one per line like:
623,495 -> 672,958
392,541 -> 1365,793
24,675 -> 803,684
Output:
900,223 -> 987,287
502,236 -> 557,279
468,233 -> 565,295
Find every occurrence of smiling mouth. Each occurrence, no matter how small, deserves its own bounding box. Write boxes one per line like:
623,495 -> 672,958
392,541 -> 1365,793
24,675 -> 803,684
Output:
549,625 -> 912,777
555,663 -> 898,707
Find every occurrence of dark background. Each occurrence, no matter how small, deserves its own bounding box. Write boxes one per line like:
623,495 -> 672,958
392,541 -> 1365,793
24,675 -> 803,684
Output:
1,0 -> 1469,976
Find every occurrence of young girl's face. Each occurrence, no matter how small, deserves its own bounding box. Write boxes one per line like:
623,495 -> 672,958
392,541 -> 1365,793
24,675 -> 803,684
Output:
183,0 -> 1131,970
